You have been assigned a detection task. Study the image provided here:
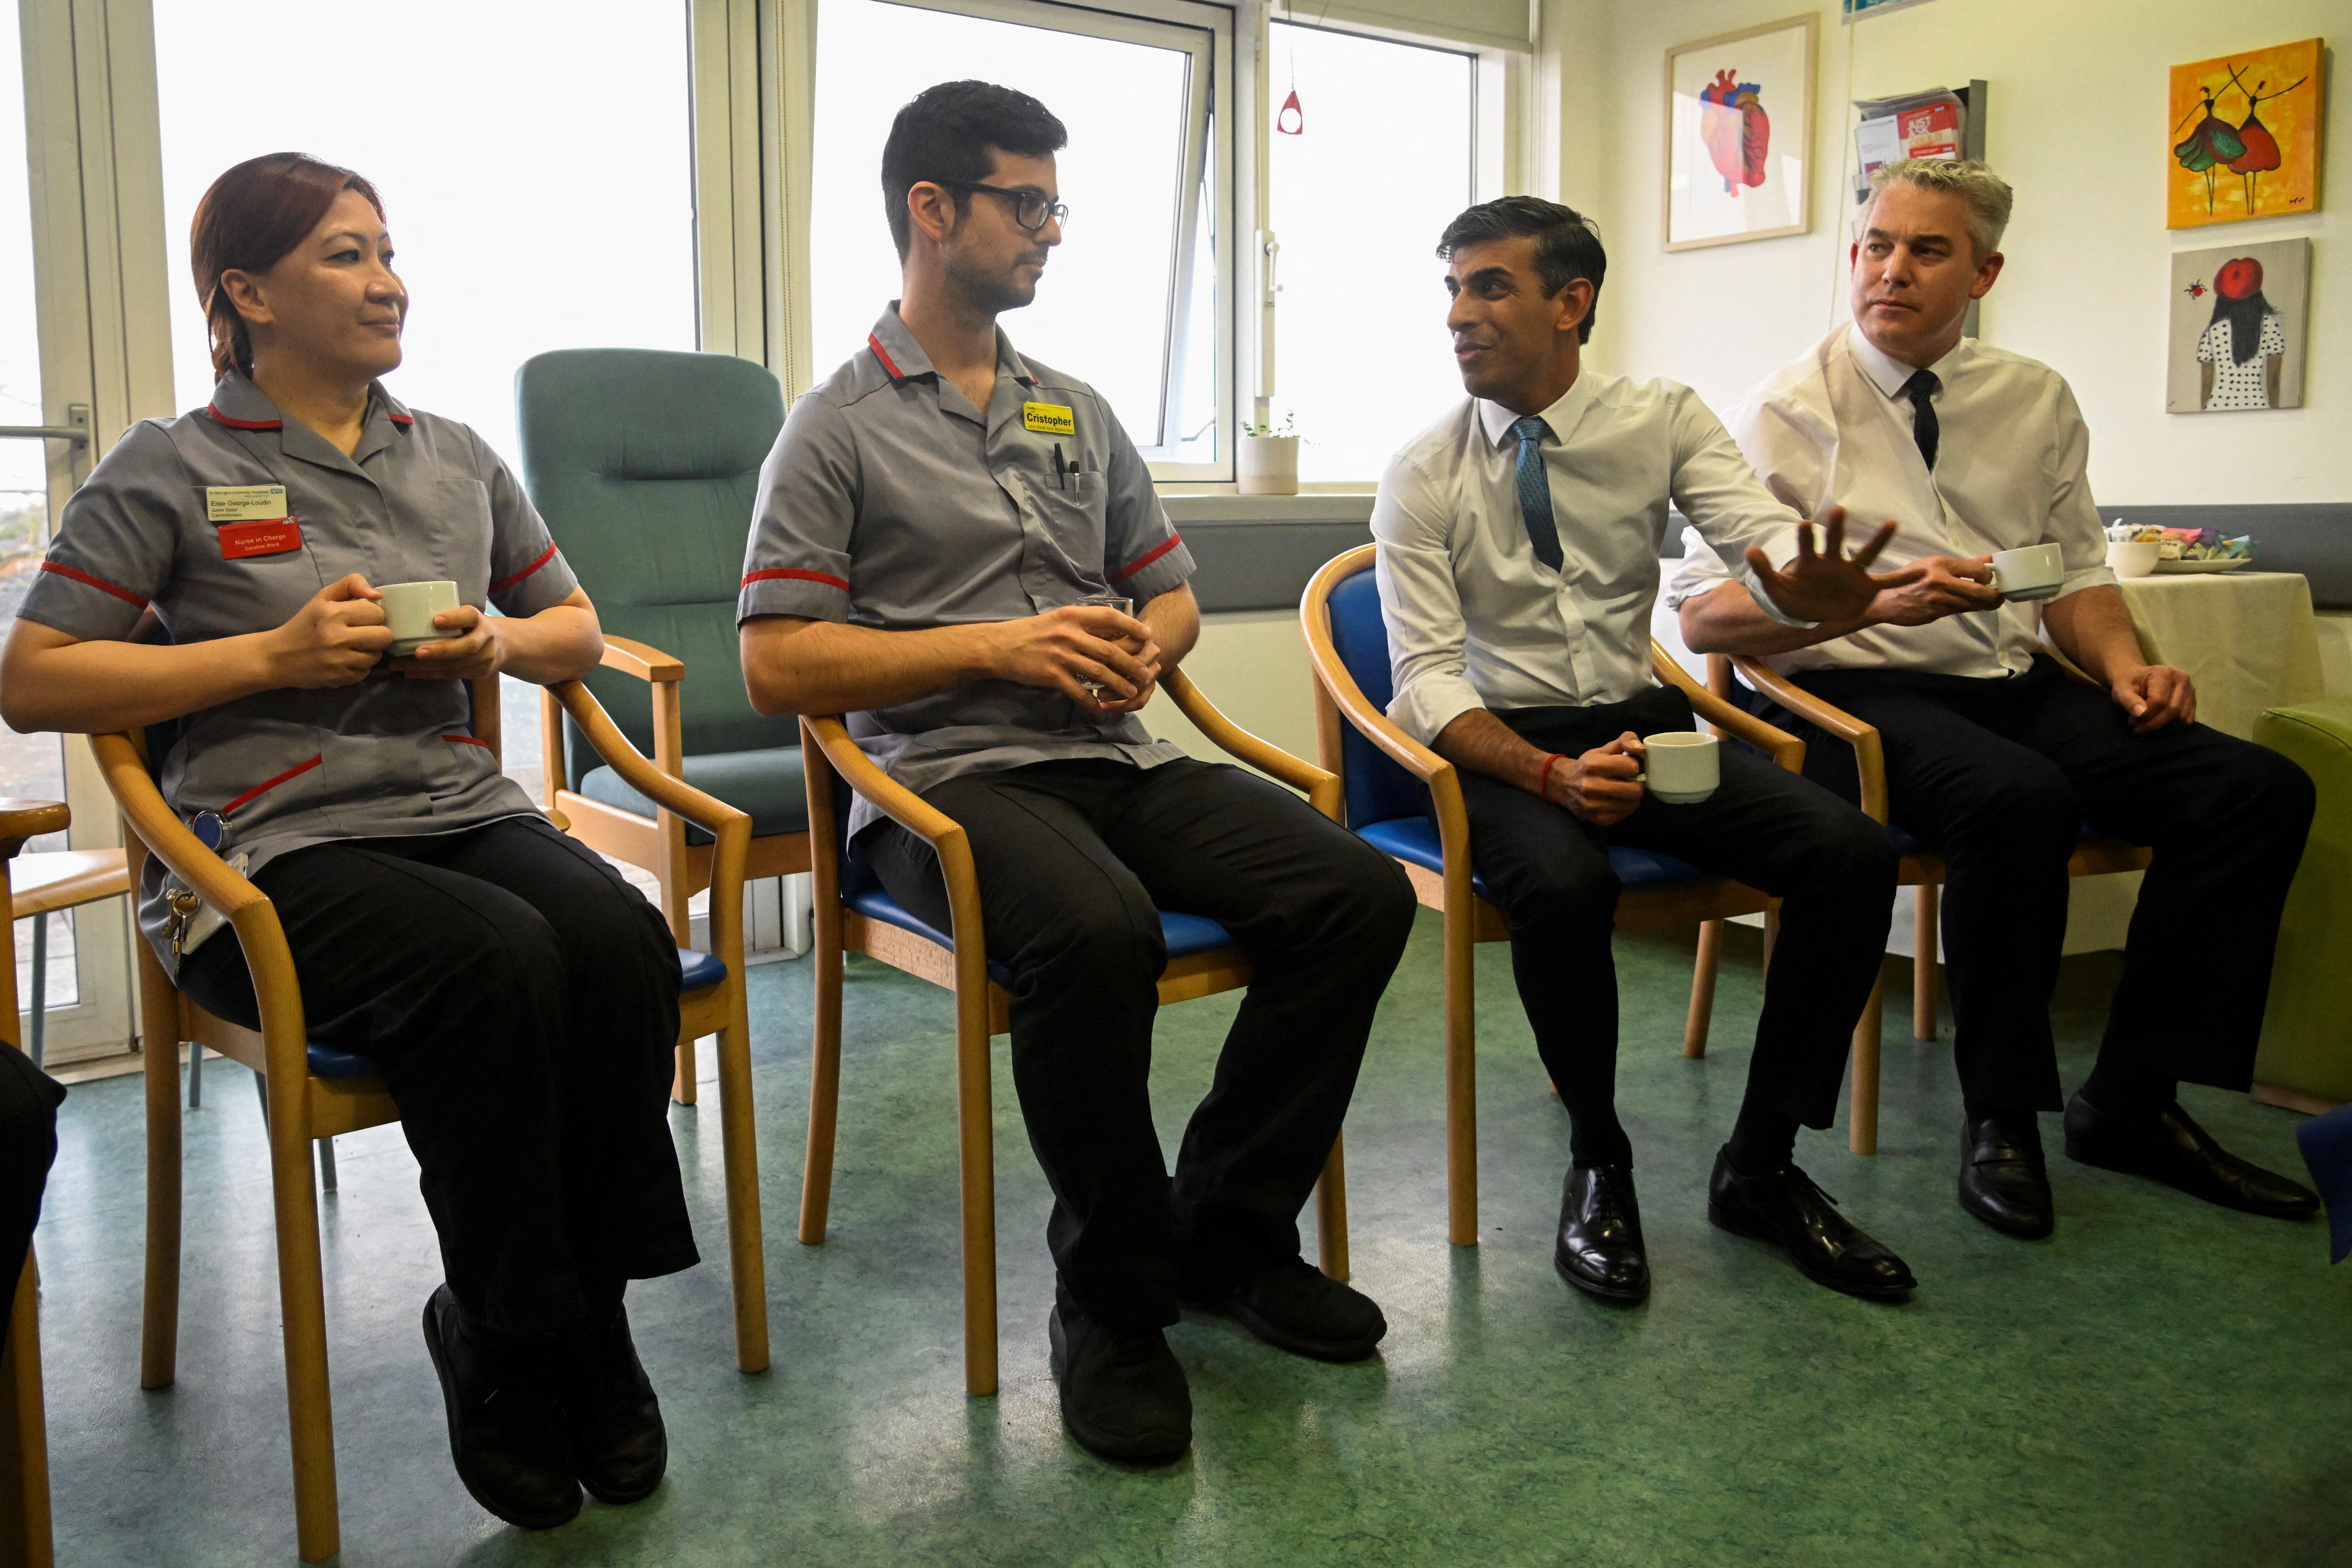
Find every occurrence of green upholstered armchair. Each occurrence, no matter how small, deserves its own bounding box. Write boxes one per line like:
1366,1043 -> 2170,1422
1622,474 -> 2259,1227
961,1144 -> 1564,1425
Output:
2254,696 -> 2352,1111
516,348 -> 811,1102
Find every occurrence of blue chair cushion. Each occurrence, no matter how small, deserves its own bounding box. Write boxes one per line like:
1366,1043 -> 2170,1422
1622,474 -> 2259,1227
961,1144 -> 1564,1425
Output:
1326,568 -> 1428,830
305,948 -> 726,1079
844,885 -> 1235,988
1356,815 -> 1707,903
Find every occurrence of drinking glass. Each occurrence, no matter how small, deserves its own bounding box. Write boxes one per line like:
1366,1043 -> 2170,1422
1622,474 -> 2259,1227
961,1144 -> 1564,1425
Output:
1074,593 -> 1134,707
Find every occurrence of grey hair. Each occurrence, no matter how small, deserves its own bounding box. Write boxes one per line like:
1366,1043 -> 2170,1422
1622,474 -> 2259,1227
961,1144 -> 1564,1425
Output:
1864,158 -> 2013,259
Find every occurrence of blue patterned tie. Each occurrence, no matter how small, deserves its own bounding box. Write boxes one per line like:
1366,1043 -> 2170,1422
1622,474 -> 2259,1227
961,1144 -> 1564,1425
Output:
1510,415 -> 1561,572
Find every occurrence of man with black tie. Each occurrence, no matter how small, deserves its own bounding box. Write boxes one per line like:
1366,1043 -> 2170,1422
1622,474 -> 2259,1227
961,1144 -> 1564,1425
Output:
1673,159 -> 2318,1239
1374,195 -> 1922,1303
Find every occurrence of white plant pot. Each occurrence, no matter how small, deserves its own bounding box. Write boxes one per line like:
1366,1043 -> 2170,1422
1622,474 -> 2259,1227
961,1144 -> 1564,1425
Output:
1237,435 -> 1299,496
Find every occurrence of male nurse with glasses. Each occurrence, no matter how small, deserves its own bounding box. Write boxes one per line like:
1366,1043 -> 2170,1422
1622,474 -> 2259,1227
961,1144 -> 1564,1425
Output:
738,80 -> 1414,1468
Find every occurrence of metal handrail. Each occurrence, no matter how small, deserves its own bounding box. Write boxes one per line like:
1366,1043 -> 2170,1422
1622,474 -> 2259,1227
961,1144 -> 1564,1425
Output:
0,404 -> 88,447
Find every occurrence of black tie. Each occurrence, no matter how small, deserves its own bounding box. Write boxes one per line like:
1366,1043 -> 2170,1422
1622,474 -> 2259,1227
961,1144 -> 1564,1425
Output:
1901,368 -> 1940,470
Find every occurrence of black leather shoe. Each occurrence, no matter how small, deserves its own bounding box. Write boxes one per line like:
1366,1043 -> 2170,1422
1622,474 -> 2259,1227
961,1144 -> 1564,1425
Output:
1188,1255 -> 1387,1361
564,1303 -> 667,1505
421,1285 -> 582,1530
1707,1150 -> 1917,1300
1959,1117 -> 2055,1239
1048,1303 -> 1192,1465
2064,1093 -> 2320,1218
1554,1164 -> 1650,1303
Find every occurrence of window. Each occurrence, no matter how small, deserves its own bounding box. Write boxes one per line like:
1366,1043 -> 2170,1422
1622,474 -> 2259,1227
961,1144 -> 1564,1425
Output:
807,0 -> 1229,473
149,0 -> 701,471
1266,22 -> 1475,484
0,3 -> 72,1013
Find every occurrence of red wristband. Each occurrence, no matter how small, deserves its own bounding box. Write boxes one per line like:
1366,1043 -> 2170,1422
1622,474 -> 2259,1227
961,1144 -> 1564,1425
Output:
1537,752 -> 1565,799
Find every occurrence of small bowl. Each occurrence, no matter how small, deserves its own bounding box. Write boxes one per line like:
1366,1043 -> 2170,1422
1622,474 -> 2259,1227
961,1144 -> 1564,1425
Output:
2107,540 -> 2161,579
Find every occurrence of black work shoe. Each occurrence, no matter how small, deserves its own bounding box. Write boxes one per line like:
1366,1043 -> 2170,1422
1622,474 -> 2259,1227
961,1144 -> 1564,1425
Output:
1189,1255 -> 1387,1362
1707,1149 -> 1917,1301
1554,1164 -> 1650,1303
564,1303 -> 667,1505
1960,1116 -> 2056,1239
2065,1093 -> 2320,1219
421,1285 -> 582,1530
1048,1303 -> 1192,1465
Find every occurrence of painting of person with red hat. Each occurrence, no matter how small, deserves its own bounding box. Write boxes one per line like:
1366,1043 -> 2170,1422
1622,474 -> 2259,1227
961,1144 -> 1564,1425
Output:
2196,255 -> 2286,410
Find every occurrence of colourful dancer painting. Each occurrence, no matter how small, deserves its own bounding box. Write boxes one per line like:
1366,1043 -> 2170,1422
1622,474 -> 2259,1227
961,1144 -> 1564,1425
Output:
2168,39 -> 2323,229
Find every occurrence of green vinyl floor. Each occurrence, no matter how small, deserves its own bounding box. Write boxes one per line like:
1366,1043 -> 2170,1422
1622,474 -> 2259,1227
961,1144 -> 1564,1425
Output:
28,912 -> 2352,1567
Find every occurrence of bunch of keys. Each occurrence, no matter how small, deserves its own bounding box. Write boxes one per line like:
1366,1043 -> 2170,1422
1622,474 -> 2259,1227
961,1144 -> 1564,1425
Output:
166,810 -> 227,956
165,886 -> 203,957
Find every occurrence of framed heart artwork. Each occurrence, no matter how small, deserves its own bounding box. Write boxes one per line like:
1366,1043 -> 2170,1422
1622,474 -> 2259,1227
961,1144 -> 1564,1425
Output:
1663,14 -> 1817,252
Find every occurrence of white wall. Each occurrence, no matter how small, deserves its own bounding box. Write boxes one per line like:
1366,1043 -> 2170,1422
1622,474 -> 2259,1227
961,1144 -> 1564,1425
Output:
1552,0 -> 2348,506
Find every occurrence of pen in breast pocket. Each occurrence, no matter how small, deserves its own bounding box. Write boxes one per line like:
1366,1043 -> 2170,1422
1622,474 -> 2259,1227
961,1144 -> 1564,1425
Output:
1053,443 -> 1067,490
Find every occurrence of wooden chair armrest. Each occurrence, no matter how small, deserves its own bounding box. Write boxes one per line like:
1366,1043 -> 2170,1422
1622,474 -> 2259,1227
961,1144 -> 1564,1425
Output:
1650,641 -> 1803,772
599,636 -> 685,683
0,799 -> 68,857
90,734 -> 269,917
1720,655 -> 1893,824
1162,669 -> 1342,820
799,715 -> 966,849
550,682 -> 747,843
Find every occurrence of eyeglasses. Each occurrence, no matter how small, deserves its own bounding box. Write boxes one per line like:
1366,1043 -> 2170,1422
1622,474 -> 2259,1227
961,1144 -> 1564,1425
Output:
931,178 -> 1069,234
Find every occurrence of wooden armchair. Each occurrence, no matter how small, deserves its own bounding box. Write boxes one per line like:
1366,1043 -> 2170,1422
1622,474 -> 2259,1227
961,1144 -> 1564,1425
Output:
1711,652 -> 2153,1154
95,676 -> 766,1563
795,670 -> 1350,1398
1,799 -> 68,1568
1303,544 -> 1804,1247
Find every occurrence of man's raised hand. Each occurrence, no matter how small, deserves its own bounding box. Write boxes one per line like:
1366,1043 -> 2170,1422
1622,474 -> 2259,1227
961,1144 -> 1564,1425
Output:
1745,506 -> 1921,625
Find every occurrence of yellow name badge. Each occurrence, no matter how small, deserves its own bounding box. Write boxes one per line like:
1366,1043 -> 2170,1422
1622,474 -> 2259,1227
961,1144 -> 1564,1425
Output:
1021,402 -> 1077,437
205,484 -> 288,522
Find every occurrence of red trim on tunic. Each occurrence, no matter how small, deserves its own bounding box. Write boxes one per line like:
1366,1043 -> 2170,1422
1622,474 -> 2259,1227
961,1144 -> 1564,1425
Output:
38,560 -> 149,608
204,404 -> 283,430
386,411 -> 414,426
1108,534 -> 1183,583
489,542 -> 560,594
868,333 -> 906,380
440,734 -> 493,750
743,567 -> 850,593
221,754 -> 323,815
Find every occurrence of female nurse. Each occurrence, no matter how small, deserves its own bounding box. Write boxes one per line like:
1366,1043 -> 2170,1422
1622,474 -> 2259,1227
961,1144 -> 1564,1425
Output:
0,152 -> 694,1531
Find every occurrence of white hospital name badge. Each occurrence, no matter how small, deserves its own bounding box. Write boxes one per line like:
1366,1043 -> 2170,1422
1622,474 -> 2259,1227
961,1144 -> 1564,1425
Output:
206,485 -> 288,522
1021,402 -> 1077,437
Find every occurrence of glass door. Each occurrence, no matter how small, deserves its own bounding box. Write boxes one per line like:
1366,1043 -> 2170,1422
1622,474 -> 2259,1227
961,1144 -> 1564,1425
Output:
4,0 -> 139,1064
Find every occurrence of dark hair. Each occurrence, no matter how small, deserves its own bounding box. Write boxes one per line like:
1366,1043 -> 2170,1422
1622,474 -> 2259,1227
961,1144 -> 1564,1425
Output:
2207,288 -> 2278,368
880,81 -> 1067,261
1436,197 -> 1607,344
190,152 -> 384,380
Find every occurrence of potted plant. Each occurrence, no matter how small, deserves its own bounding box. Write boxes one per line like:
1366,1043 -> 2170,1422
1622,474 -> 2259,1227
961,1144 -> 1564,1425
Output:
1238,412 -> 1299,496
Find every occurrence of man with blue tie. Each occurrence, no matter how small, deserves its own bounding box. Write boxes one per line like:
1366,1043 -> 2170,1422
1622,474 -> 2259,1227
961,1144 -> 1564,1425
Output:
1373,196 -> 1921,1303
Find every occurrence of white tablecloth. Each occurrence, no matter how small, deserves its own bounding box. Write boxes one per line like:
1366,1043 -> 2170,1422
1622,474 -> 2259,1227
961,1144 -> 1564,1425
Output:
2117,571 -> 2324,739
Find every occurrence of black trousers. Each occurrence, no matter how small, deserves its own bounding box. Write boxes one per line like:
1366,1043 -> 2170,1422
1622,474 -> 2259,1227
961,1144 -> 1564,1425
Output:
177,816 -> 697,1341
0,1044 -> 63,1345
1447,686 -> 1898,1131
865,757 -> 1416,1329
1753,655 -> 2315,1107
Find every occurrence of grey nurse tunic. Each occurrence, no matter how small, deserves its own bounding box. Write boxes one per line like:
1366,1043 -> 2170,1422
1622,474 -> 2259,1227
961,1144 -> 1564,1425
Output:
18,372 -> 580,975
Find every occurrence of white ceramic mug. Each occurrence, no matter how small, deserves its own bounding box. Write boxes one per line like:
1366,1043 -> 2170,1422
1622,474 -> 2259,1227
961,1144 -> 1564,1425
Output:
2106,540 -> 2161,579
1989,543 -> 2065,602
378,580 -> 461,657
1641,731 -> 1719,805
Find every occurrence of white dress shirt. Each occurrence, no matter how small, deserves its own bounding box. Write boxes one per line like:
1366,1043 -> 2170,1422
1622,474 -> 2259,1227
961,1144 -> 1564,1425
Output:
1372,370 -> 1810,746
1665,323 -> 2116,679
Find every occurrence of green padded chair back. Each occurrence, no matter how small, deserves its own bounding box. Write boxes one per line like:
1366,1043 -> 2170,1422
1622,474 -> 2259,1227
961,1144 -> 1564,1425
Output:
513,347 -> 798,788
